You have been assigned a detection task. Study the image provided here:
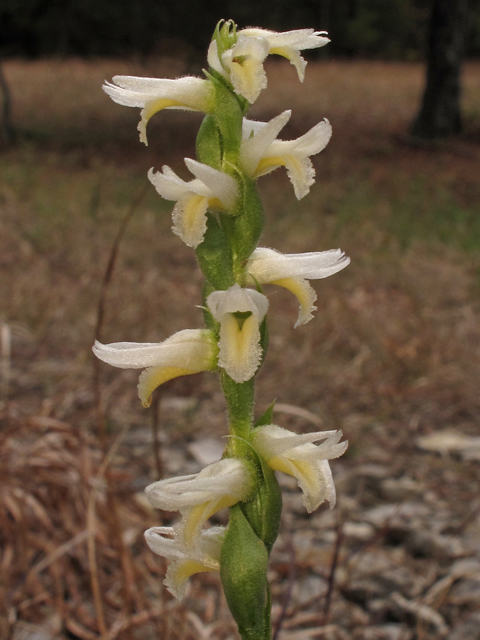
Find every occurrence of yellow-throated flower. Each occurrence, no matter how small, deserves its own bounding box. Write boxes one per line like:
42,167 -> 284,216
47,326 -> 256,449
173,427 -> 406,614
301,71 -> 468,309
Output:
103,75 -> 214,145
145,458 -> 254,546
208,34 -> 269,103
148,158 -> 238,248
145,525 -> 224,600
238,28 -> 330,82
208,28 -> 329,103
207,284 -> 269,383
252,425 -> 348,512
246,247 -> 350,327
92,329 -> 218,408
240,110 -> 332,199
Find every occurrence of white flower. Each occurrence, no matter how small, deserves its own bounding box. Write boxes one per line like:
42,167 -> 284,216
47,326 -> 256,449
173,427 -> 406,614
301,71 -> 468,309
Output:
239,28 -> 330,82
240,110 -> 332,199
246,247 -> 350,327
208,34 -> 269,103
252,425 -> 347,512
148,158 -> 238,248
92,329 -> 218,408
208,28 -> 329,103
207,284 -> 269,383
103,75 -> 214,145
145,525 -> 224,600
146,458 -> 254,546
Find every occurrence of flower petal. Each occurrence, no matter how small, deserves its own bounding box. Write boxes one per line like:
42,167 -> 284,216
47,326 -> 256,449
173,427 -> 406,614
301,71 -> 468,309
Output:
207,284 -> 269,322
93,329 -> 218,407
146,459 -> 253,546
184,158 -> 238,210
247,247 -> 350,281
240,111 -> 291,177
103,75 -> 213,145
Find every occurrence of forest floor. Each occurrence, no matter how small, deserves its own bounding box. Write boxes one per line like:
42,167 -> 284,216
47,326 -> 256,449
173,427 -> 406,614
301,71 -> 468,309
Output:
1,57 -> 480,640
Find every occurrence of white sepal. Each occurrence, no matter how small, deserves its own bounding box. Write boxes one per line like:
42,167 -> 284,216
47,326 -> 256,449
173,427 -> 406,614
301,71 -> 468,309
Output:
92,329 -> 218,408
103,75 -> 214,145
246,247 -> 350,327
145,458 -> 254,545
148,160 -> 238,248
145,525 -> 224,600
252,424 -> 348,512
207,284 -> 269,382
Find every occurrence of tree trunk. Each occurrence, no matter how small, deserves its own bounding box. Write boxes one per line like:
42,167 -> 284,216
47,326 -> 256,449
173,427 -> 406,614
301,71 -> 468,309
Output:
0,64 -> 15,144
411,0 -> 469,139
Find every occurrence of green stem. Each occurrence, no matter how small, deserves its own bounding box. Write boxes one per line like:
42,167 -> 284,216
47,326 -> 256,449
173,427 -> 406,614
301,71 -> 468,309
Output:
221,372 -> 255,441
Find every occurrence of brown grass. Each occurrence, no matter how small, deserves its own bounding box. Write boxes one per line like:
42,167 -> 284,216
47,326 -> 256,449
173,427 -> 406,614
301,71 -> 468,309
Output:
1,57 -> 480,639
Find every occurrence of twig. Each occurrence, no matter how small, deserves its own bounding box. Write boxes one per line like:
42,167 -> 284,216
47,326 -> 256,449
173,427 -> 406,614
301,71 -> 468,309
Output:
93,182 -> 149,446
151,392 -> 163,479
322,516 -> 343,624
91,183 -> 150,632
87,423 -> 131,638
0,64 -> 14,144
1,323 -> 11,403
273,534 -> 296,640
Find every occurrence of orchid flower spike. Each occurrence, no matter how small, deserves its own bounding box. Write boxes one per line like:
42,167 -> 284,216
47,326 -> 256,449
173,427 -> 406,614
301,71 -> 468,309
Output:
103,75 -> 214,145
246,247 -> 350,327
148,158 -> 238,248
252,425 -> 348,512
241,111 -> 332,199
238,28 -> 330,82
146,458 -> 254,546
207,284 -> 269,383
92,329 -> 218,408
145,525 -> 224,600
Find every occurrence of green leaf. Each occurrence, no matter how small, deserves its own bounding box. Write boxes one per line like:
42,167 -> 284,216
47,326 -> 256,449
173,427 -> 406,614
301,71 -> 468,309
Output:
221,505 -> 270,640
255,401 -> 276,428
241,456 -> 282,553
221,174 -> 265,281
196,115 -> 222,170
205,71 -> 243,167
195,214 -> 235,291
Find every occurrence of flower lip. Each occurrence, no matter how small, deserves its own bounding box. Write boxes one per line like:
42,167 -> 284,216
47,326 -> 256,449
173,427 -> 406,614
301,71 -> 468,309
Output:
206,285 -> 270,383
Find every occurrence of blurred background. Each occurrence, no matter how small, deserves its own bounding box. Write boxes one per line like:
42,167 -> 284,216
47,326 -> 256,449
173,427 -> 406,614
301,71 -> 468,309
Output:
1,2 -> 480,640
